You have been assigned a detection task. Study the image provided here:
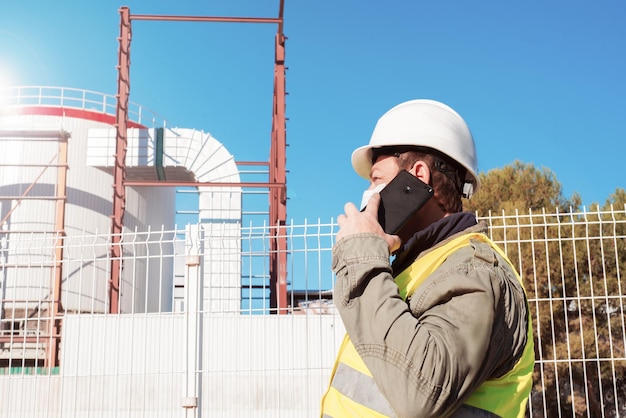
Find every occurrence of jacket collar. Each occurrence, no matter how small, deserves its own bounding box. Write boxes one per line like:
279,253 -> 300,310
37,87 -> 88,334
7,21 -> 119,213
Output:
392,212 -> 479,274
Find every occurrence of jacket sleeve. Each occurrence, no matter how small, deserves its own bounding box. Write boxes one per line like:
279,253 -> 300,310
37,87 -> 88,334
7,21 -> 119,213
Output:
332,233 -> 520,418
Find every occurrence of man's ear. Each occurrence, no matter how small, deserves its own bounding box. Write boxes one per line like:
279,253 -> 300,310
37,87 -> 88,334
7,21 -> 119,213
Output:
409,160 -> 431,185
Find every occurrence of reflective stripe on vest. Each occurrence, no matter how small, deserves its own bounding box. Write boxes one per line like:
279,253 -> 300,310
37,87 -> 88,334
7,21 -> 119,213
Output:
321,233 -> 533,418
322,333 -> 397,417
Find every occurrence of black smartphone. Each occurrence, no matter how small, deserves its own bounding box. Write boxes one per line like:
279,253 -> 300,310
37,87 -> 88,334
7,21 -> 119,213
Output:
364,170 -> 434,235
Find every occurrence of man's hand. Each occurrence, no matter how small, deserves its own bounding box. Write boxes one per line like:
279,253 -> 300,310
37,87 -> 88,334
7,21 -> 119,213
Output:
336,193 -> 401,252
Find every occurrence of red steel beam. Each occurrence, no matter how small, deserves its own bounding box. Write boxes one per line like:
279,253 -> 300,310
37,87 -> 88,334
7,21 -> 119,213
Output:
236,161 -> 270,166
0,336 -> 59,344
124,181 -> 284,188
110,7 -> 131,314
130,15 -> 281,24
269,0 -> 288,314
48,132 -> 69,368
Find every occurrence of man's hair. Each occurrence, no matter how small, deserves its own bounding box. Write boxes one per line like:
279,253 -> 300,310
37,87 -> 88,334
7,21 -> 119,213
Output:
396,149 -> 464,213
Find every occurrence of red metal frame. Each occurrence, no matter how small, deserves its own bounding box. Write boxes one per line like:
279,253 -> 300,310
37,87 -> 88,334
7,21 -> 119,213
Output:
0,130 -> 69,368
49,132 -> 69,368
113,2 -> 288,314
269,22 -> 288,314
110,7 -> 131,314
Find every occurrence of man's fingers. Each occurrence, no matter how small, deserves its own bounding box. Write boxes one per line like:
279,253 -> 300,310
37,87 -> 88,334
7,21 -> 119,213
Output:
335,196 -> 399,252
386,234 -> 402,253
343,201 -> 359,216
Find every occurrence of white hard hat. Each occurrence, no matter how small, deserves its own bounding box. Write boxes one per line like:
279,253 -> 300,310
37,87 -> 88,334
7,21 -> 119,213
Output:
351,99 -> 480,197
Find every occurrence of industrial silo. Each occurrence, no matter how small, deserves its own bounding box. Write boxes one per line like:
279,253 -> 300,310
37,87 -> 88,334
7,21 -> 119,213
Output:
0,86 -> 242,339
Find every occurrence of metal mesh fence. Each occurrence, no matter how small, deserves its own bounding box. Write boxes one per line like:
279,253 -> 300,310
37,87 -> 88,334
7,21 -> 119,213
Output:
1,206 -> 625,417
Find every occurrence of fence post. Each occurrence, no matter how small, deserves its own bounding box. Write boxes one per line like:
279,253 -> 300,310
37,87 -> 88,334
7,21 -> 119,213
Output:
182,225 -> 203,416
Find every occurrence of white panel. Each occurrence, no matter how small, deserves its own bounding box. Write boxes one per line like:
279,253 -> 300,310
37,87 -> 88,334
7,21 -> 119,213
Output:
51,313 -> 345,418
85,127 -> 115,167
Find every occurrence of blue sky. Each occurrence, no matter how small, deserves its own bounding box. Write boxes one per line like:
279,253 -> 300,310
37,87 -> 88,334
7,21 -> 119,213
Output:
1,0 -> 624,224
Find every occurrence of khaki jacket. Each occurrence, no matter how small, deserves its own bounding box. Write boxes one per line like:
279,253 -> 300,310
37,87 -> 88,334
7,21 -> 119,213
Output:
331,224 -> 529,417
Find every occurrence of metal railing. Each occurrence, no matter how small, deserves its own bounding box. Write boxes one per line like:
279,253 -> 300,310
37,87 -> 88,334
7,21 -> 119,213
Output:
0,85 -> 167,128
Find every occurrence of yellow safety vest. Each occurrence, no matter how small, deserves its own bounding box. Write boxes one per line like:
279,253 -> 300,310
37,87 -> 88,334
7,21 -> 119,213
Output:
321,233 -> 534,418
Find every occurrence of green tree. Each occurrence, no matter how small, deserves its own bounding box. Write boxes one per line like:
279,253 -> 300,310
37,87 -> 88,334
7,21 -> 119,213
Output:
464,162 -> 625,417
464,160 -> 581,213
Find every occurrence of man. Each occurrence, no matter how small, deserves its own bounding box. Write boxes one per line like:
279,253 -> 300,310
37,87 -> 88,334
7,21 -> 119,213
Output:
321,99 -> 534,418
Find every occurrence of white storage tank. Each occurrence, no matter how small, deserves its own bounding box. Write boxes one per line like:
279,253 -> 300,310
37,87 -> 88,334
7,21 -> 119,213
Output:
0,86 -> 242,319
